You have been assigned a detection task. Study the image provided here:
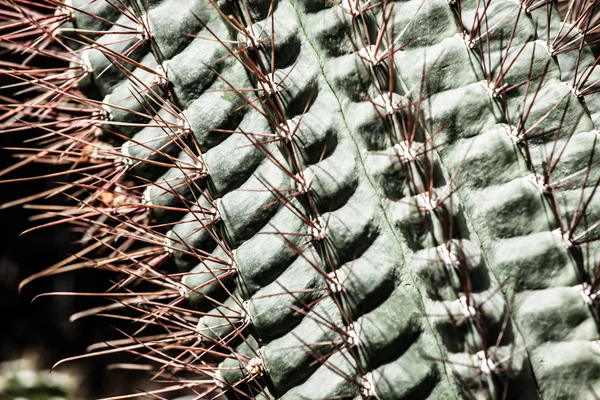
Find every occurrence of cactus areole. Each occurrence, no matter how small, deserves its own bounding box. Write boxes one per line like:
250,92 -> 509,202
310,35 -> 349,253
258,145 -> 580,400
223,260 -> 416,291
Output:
2,0 -> 600,399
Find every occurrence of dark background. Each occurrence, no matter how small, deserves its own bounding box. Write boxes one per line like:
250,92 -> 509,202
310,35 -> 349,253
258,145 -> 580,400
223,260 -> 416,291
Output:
0,4 -> 145,397
0,130 -> 146,398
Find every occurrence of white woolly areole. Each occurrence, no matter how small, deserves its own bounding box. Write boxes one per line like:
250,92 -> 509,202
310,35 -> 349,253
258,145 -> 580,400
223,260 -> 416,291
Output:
52,3 -> 74,38
375,92 -> 400,115
476,351 -> 496,375
346,322 -> 361,347
163,229 -> 174,255
119,140 -> 134,167
457,31 -> 476,50
418,191 -> 437,212
278,119 -> 297,142
211,198 -> 222,223
243,25 -> 262,49
194,153 -> 210,178
564,81 -> 583,98
309,215 -> 328,240
552,228 -> 573,249
393,140 -> 417,162
142,185 -> 153,206
358,44 -> 385,66
574,282 -> 597,305
527,173 -> 551,194
228,249 -> 239,272
101,94 -> 113,120
177,110 -> 192,135
295,169 -> 314,195
502,123 -> 523,143
245,350 -> 266,377
242,300 -> 253,325
121,140 -> 132,165
534,39 -> 555,56
136,22 -> 151,42
436,244 -> 460,267
79,47 -> 93,73
327,271 -> 344,293
152,62 -> 169,87
361,372 -> 376,398
177,282 -> 189,298
341,0 -> 369,16
458,296 -> 477,318
479,80 -> 506,98
54,3 -> 73,19
261,73 -> 279,95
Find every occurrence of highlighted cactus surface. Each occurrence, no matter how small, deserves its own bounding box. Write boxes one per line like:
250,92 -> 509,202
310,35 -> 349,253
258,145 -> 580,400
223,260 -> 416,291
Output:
1,0 -> 600,399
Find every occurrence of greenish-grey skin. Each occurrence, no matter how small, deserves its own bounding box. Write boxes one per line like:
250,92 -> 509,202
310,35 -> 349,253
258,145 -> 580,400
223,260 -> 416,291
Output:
0,359 -> 76,400
67,0 -> 600,398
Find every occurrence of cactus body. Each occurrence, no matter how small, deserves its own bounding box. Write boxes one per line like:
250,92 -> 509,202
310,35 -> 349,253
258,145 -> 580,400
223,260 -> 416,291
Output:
0,359 -> 77,400
3,0 -> 600,399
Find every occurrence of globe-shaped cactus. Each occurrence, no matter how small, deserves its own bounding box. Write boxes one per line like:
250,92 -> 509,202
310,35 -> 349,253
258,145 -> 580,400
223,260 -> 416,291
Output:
1,0 -> 599,398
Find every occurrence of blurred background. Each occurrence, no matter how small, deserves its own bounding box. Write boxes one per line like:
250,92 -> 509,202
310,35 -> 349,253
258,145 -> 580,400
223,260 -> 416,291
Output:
0,139 -> 136,399
0,3 -> 147,398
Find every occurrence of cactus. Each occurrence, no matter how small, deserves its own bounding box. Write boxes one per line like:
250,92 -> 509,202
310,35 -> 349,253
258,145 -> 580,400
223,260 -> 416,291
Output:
1,0 -> 600,399
0,359 -> 78,400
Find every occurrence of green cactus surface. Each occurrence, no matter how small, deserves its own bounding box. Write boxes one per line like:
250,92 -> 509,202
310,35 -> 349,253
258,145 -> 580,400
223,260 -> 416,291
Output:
0,359 -> 78,400
2,0 -> 600,399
